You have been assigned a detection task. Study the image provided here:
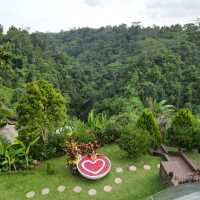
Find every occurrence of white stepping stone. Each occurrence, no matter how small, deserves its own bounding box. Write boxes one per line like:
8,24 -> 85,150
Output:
115,177 -> 122,184
144,165 -> 151,170
116,167 -> 123,173
57,185 -> 65,192
73,186 -> 82,193
88,189 -> 96,196
41,188 -> 50,195
129,165 -> 137,172
26,191 -> 35,198
104,185 -> 112,192
157,164 -> 160,169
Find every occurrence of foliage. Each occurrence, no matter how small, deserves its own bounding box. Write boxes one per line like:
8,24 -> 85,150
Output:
146,98 -> 176,141
100,121 -> 122,144
65,139 -> 99,167
146,98 -> 175,118
87,109 -> 108,132
73,130 -> 96,144
1,24 -> 200,119
0,136 -> 39,172
137,109 -> 161,148
18,131 -> 68,161
119,126 -> 150,158
167,108 -> 198,150
17,80 -> 66,142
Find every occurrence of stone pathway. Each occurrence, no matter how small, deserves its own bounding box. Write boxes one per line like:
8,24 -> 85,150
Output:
73,186 -> 82,193
143,165 -> 151,170
115,177 -> 122,184
57,185 -> 65,192
104,185 -> 112,192
26,191 -> 35,199
41,188 -> 50,195
115,167 -> 123,173
25,163 -> 158,198
129,165 -> 137,172
88,189 -> 97,196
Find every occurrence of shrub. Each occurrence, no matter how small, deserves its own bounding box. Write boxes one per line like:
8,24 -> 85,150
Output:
18,131 -> 68,161
0,136 -> 39,172
137,109 -> 161,148
73,130 -> 96,144
167,108 -> 197,150
100,121 -> 121,144
65,139 -> 99,170
111,112 -> 138,127
119,126 -> 150,158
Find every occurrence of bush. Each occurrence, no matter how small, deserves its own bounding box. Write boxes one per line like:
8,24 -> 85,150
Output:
111,112 -> 138,127
0,136 -> 38,172
18,132 -> 68,161
137,109 -> 161,148
100,121 -> 121,144
73,130 -> 96,144
167,108 -> 198,150
119,126 -> 150,158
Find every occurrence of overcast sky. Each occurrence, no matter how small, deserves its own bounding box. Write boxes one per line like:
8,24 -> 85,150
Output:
0,0 -> 199,32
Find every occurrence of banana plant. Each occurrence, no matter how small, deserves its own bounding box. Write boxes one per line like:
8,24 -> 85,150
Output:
0,140 -> 23,171
0,136 -> 39,171
16,136 -> 40,169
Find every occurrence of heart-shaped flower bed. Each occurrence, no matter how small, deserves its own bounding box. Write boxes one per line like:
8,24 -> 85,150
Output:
77,155 -> 111,180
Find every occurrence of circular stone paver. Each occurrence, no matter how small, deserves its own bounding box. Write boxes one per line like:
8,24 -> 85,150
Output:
104,185 -> 112,192
144,165 -> 151,170
115,177 -> 122,184
129,165 -> 137,172
73,186 -> 82,193
57,185 -> 65,193
41,188 -> 50,195
116,167 -> 123,173
157,164 -> 160,169
88,189 -> 97,196
26,191 -> 35,199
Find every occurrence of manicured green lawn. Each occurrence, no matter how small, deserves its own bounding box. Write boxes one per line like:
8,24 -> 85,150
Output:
186,150 -> 200,168
0,144 -> 164,200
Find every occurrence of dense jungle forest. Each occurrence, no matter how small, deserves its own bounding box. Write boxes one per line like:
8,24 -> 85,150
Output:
1,23 -> 200,121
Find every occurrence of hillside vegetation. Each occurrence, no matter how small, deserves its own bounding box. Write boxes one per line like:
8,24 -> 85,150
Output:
1,24 -> 200,120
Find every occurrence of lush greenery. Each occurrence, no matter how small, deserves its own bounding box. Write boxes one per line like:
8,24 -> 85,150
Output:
2,24 -> 200,120
167,108 -> 200,150
1,23 -> 200,168
137,110 -> 161,148
1,22 -> 200,199
119,126 -> 150,158
0,136 -> 39,172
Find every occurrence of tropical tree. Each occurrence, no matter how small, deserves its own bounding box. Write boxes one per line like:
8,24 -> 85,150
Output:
167,108 -> 197,150
137,109 -> 161,148
146,97 -> 176,141
16,80 -> 66,142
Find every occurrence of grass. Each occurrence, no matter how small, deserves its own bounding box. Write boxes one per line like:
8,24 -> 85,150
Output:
186,150 -> 200,168
0,144 -> 164,200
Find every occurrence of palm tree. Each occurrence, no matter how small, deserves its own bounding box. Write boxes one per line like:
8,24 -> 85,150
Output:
146,97 -> 176,141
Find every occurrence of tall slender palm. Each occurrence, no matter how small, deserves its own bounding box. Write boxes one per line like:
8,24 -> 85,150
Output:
146,97 -> 176,141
